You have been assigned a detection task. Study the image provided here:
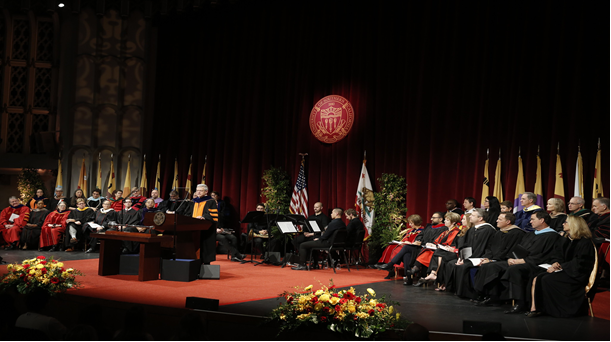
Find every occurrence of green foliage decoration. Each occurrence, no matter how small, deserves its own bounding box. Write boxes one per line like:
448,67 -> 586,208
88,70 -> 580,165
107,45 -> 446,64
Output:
368,173 -> 408,257
17,168 -> 46,205
261,166 -> 291,214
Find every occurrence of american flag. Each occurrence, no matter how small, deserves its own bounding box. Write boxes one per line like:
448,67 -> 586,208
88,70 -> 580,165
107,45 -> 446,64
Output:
290,159 -> 308,217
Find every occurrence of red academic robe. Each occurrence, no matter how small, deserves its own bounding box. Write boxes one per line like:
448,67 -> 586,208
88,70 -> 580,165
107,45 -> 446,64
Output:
40,210 -> 70,247
415,226 -> 460,267
0,205 -> 30,245
378,227 -> 423,264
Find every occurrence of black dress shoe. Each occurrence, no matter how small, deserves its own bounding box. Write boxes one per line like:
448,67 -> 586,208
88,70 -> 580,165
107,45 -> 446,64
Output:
49,245 -> 57,252
525,311 -> 542,318
231,256 -> 243,262
383,270 -> 396,279
310,263 -> 320,270
377,263 -> 394,271
504,304 -> 526,314
403,277 -> 413,286
291,265 -> 308,270
412,278 -> 429,287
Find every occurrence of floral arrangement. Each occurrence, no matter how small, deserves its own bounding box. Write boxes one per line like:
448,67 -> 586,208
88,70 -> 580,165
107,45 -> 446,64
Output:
0,256 -> 83,296
269,281 -> 409,338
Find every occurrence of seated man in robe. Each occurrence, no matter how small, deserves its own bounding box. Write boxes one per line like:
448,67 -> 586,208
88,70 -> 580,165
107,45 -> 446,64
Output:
64,198 -> 95,252
117,198 -> 144,253
474,211 -> 559,314
0,196 -> 30,250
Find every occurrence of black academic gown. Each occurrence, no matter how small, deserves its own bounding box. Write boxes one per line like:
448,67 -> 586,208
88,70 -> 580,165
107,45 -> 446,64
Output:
118,208 -> 144,253
64,208 -> 95,247
86,209 -> 118,247
448,223 -> 496,297
20,208 -> 50,248
533,237 -> 596,317
181,200 -> 218,264
475,229 -> 560,299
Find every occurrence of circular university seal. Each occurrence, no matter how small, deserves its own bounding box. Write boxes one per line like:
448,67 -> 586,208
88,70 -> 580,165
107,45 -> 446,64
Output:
309,95 -> 354,144
153,212 -> 166,226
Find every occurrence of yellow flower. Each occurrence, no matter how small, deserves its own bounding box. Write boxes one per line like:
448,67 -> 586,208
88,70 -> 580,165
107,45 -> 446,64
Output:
36,264 -> 45,269
388,306 -> 394,314
357,312 -> 369,319
315,289 -> 324,296
280,314 -> 287,320
319,293 -> 330,302
6,264 -> 13,271
314,303 -> 324,311
329,297 -> 340,305
304,284 -> 313,291
396,313 -> 401,320
367,288 -> 376,297
369,299 -> 378,306
298,296 -> 308,304
297,313 -> 310,320
66,268 -> 74,273
56,262 -> 64,268
347,305 -> 356,313
29,269 -> 36,275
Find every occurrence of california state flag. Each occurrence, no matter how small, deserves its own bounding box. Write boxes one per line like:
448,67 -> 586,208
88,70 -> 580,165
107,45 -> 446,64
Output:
355,159 -> 375,236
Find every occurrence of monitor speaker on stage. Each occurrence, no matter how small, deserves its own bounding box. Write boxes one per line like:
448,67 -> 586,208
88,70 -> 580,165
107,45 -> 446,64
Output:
462,320 -> 502,335
185,297 -> 219,311
199,264 -> 220,279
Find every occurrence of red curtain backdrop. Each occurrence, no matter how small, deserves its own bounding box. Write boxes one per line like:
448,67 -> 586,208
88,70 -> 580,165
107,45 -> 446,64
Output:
149,0 -> 609,232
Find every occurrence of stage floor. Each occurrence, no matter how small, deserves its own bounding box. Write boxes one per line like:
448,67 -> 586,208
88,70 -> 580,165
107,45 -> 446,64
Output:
1,249 -> 609,340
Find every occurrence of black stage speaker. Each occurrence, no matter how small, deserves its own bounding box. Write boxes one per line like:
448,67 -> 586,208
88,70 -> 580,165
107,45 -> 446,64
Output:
199,264 -> 220,279
185,297 -> 219,311
119,254 -> 139,275
281,252 -> 299,265
161,259 -> 200,282
265,252 -> 282,264
463,320 -> 502,335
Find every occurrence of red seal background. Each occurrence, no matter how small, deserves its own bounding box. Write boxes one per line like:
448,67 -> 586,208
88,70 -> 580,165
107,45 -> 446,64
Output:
309,95 -> 355,144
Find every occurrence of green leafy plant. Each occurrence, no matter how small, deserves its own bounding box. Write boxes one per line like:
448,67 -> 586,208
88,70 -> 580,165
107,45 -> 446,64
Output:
17,168 -> 46,205
368,174 -> 407,258
261,166 -> 291,214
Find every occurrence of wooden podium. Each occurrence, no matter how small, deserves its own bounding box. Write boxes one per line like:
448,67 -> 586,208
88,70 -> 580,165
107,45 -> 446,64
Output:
92,213 -> 212,281
142,212 -> 212,259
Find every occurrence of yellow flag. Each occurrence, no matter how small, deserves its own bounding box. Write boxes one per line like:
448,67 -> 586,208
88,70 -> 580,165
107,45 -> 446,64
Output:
123,157 -> 132,195
574,150 -> 584,198
77,157 -> 88,196
155,156 -> 161,192
107,157 -> 116,197
493,157 -> 503,202
554,154 -> 564,201
96,154 -> 102,190
55,156 -> 63,189
201,155 -> 207,184
593,149 -> 604,199
481,157 -> 489,207
534,155 -> 544,207
513,155 -> 525,212
172,158 -> 179,190
185,158 -> 193,196
139,156 -> 147,195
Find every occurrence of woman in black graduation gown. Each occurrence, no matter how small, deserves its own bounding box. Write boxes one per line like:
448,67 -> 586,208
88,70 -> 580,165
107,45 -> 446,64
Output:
527,216 -> 596,318
547,197 -> 568,232
20,200 -> 50,249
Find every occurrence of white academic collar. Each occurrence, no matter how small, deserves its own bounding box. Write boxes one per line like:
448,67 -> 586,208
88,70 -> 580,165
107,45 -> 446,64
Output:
474,222 -> 490,229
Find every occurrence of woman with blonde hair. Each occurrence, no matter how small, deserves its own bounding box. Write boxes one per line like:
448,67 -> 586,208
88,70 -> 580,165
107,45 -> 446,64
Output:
527,216 -> 595,318
546,197 -> 567,232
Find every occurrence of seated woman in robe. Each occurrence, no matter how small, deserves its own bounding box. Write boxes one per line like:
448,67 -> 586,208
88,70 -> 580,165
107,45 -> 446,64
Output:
109,190 -> 124,211
377,214 -> 423,279
20,200 -> 50,250
527,216 -> 595,318
68,189 -> 86,211
64,198 -> 95,251
39,201 -> 70,252
436,213 -> 473,291
28,189 -> 49,210
547,197 -> 568,233
412,212 -> 461,287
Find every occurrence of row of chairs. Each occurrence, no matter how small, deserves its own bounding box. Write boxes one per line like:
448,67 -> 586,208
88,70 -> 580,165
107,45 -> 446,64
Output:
306,228 -> 366,274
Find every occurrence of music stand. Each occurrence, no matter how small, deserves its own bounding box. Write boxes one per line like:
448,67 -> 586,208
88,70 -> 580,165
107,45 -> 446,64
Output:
240,211 -> 267,264
254,213 -> 292,266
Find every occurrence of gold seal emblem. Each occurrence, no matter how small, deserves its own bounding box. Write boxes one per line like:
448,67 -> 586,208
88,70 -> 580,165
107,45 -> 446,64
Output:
153,212 -> 166,226
309,95 -> 355,144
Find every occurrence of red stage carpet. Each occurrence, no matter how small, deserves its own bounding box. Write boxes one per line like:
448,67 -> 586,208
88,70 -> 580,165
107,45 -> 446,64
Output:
16,258 -> 390,309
